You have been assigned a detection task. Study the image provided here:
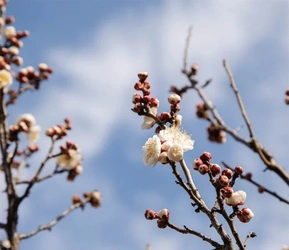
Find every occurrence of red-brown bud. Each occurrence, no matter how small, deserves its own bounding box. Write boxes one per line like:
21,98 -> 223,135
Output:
72,194 -> 81,204
222,169 -> 233,179
144,209 -> 156,220
210,164 -> 221,176
234,165 -> 243,175
200,151 -> 212,163
218,175 -> 229,187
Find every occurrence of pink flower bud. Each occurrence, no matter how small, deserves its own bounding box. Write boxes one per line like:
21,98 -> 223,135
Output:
133,103 -> 143,113
211,163 -> 221,176
237,207 -> 254,223
142,95 -> 151,104
168,94 -> 181,105
225,190 -> 246,206
200,151 -> 212,163
90,190 -> 102,208
142,88 -> 150,96
222,169 -> 233,179
218,175 -> 229,187
234,165 -> 243,175
157,219 -> 167,228
150,97 -> 159,108
198,164 -> 209,175
134,82 -> 143,90
143,81 -> 151,89
156,209 -> 170,221
158,112 -> 171,122
193,158 -> 203,170
144,209 -> 156,220
72,194 -> 81,204
221,186 -> 234,198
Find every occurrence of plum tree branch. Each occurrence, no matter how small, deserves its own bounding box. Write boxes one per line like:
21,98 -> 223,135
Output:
18,197 -> 91,240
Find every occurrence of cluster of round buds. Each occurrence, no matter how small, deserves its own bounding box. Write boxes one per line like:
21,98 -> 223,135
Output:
46,118 -> 71,139
285,89 -> 289,105
196,102 -> 210,119
207,124 -> 226,144
192,153 -> 253,222
57,140 -> 82,171
144,208 -> 170,229
83,190 -> 102,208
132,72 -> 161,129
16,64 -> 53,89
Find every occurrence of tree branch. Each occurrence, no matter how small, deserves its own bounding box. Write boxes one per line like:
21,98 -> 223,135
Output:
166,221 -> 223,249
18,197 -> 91,240
19,138 -> 56,202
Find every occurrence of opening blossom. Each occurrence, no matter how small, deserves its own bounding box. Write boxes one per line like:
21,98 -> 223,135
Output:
159,126 -> 194,162
0,69 -> 12,89
57,149 -> 82,170
141,107 -> 157,129
142,135 -> 161,166
225,190 -> 246,206
28,125 -> 41,144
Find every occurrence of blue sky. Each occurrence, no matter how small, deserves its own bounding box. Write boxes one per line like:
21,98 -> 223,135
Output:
0,0 -> 288,250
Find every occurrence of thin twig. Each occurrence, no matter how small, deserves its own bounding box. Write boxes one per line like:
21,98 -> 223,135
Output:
16,167 -> 66,185
166,221 -> 223,249
223,60 -> 254,138
0,223 -> 6,229
182,26 -> 192,72
18,197 -> 91,240
19,138 -> 56,202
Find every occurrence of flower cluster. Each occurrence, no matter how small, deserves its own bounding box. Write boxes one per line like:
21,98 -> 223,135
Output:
57,141 -> 82,174
143,126 -> 194,166
8,113 -> 41,146
46,118 -> 71,139
72,190 -> 102,208
144,208 -> 170,229
132,72 -> 194,166
193,152 -> 254,223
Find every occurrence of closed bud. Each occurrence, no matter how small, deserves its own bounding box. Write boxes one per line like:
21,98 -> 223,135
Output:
200,151 -> 212,163
132,93 -> 142,104
221,186 -> 234,198
237,207 -> 254,223
234,165 -> 243,175
193,158 -> 203,170
218,175 -> 229,187
72,194 -> 81,204
211,163 -> 221,176
144,209 -> 156,220
157,219 -> 167,229
198,164 -> 209,175
222,169 -> 233,179
134,82 -> 143,91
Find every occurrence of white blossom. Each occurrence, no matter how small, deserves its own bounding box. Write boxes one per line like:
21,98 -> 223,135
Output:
28,125 -> 41,144
57,149 -> 82,170
16,113 -> 36,130
142,135 -> 161,166
175,114 -> 182,127
167,143 -> 184,162
225,190 -> 246,206
0,70 -> 12,89
159,127 -> 194,152
141,107 -> 157,129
